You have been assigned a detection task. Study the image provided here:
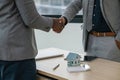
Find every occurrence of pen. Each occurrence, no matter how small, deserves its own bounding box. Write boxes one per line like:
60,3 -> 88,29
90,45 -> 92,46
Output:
53,64 -> 60,70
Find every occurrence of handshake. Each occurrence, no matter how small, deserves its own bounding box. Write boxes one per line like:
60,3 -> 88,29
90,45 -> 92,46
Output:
52,17 -> 66,33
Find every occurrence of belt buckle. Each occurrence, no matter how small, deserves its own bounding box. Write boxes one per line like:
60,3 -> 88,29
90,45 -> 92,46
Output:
97,32 -> 106,37
97,32 -> 100,36
103,32 -> 106,37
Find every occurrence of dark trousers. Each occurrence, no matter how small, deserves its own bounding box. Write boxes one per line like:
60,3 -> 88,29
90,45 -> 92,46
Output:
0,59 -> 36,80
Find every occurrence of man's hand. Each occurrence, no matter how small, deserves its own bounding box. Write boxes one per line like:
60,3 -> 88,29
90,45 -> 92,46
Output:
52,18 -> 65,33
115,40 -> 120,49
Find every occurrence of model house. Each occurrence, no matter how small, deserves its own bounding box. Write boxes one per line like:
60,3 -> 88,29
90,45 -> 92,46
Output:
66,52 -> 81,67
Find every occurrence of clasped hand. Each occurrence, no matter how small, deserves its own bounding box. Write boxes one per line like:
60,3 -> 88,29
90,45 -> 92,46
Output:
52,17 -> 65,33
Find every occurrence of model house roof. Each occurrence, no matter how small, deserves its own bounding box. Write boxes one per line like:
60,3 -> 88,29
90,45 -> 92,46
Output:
66,52 -> 81,61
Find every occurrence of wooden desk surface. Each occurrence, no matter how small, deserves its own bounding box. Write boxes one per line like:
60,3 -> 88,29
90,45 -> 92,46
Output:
36,48 -> 120,80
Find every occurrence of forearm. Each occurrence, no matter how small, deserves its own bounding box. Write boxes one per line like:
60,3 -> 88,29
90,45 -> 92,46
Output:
62,0 -> 82,23
15,0 -> 53,32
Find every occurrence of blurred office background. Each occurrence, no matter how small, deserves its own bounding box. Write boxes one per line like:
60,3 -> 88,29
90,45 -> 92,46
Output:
34,0 -> 84,54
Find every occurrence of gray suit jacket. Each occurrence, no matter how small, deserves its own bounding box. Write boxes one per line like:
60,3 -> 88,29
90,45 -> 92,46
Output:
0,0 -> 53,61
63,0 -> 120,51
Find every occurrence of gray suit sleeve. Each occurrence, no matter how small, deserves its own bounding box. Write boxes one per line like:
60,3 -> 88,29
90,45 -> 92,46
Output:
15,0 -> 53,32
62,0 -> 82,22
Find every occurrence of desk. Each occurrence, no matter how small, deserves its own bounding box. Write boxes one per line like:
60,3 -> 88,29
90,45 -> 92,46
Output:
36,48 -> 120,80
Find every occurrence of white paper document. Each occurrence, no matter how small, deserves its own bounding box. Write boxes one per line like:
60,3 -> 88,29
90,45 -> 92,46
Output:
35,48 -> 64,60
